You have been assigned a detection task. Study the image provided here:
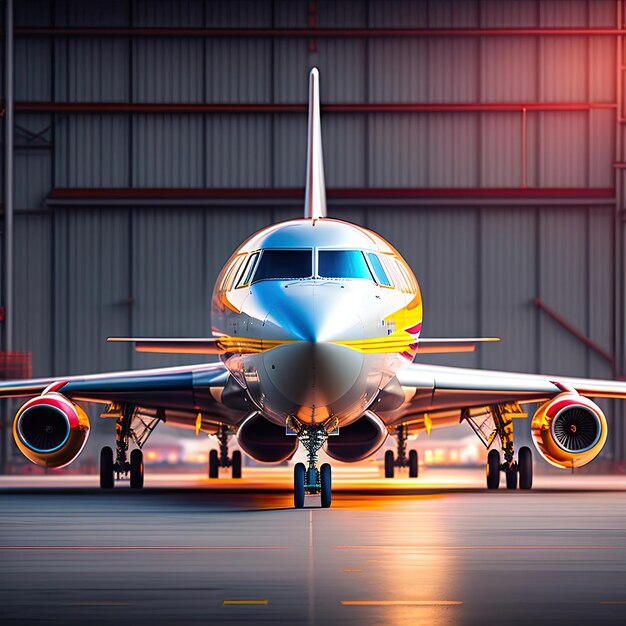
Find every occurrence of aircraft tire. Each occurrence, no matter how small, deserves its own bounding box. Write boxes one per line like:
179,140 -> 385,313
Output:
208,449 -> 219,478
409,449 -> 419,478
100,446 -> 114,489
518,446 -> 533,490
320,463 -> 332,508
130,449 -> 144,489
505,466 -> 518,490
294,462 -> 306,509
486,449 -> 501,490
231,450 -> 242,479
384,450 -> 395,478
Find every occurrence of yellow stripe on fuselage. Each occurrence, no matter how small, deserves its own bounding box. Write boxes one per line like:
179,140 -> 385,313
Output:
218,296 -> 422,356
335,291 -> 423,355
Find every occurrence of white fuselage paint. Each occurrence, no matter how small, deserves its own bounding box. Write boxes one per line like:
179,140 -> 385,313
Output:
211,218 -> 422,427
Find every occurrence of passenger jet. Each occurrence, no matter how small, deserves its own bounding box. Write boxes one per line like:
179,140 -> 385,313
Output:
6,69 -> 626,507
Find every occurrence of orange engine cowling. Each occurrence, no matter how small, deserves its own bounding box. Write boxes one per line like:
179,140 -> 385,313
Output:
12,392 -> 90,468
531,392 -> 607,469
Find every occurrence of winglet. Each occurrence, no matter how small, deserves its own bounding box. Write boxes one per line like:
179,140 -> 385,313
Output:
304,67 -> 327,220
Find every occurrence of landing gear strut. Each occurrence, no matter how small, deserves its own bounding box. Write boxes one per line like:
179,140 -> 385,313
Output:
384,425 -> 419,478
208,425 -> 242,479
99,403 -> 146,489
288,417 -> 335,509
485,404 -> 533,491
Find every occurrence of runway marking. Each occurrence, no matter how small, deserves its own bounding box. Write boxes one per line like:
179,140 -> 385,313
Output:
309,510 -> 313,548
223,600 -> 268,606
341,600 -> 463,606
336,545 -> 624,551
0,545 -> 288,551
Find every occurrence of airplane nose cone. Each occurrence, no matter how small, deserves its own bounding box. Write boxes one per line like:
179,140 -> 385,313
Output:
262,341 -> 365,419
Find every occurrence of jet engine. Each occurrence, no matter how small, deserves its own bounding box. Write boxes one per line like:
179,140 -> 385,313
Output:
12,393 -> 91,468
325,411 -> 388,463
531,392 -> 607,468
237,412 -> 298,463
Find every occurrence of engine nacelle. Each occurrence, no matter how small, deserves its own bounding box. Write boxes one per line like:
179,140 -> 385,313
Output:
531,392 -> 607,469
237,412 -> 298,463
325,411 -> 388,463
13,393 -> 91,468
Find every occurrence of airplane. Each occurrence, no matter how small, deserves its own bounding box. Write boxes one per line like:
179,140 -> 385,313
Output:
5,67 -> 626,508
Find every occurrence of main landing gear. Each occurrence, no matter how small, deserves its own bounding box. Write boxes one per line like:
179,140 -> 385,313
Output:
485,405 -> 533,490
208,425 -> 242,479
288,417 -> 335,509
384,425 -> 419,478
99,403 -> 158,489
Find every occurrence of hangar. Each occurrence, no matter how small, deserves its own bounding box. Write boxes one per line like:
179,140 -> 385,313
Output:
2,0 -> 625,469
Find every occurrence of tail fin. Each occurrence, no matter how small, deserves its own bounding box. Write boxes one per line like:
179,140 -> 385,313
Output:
304,67 -> 327,220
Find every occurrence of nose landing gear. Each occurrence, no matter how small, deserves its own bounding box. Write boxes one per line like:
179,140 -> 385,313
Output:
288,417 -> 335,508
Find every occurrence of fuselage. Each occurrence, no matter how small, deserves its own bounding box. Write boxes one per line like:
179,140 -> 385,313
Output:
211,218 -> 422,428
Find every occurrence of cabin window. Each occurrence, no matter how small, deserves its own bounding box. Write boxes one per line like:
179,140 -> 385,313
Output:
252,249 -> 313,282
236,251 -> 260,287
365,252 -> 392,286
395,259 -> 414,292
318,250 -> 374,280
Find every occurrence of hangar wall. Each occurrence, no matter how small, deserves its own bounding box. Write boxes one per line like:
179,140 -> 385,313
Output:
4,0 -> 626,461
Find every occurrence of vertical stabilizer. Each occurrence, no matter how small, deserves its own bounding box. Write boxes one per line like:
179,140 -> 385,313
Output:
304,67 -> 327,219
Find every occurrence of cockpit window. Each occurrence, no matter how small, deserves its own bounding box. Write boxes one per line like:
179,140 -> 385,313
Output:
222,255 -> 245,291
252,249 -> 313,282
318,250 -> 374,280
365,252 -> 392,287
236,251 -> 260,288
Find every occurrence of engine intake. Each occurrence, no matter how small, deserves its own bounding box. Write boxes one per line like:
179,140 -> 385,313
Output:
531,392 -> 607,468
325,411 -> 388,463
13,393 -> 91,468
237,412 -> 298,463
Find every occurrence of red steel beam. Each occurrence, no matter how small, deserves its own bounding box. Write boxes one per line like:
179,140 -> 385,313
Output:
14,101 -> 618,114
12,27 -> 626,38
534,297 -> 615,366
48,187 -> 615,200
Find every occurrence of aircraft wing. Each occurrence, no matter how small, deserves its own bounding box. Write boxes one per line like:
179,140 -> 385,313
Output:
0,362 -> 240,427
389,362 -> 626,430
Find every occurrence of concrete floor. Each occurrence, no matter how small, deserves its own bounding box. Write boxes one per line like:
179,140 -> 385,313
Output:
1,468 -> 626,625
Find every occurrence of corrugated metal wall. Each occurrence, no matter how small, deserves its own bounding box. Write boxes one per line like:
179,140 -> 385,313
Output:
6,0 -> 625,461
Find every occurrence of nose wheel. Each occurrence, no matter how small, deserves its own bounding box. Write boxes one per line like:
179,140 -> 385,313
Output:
293,461 -> 332,509
289,417 -> 335,508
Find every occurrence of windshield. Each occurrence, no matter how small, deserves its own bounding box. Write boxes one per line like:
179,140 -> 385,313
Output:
252,249 -> 313,282
318,250 -> 374,280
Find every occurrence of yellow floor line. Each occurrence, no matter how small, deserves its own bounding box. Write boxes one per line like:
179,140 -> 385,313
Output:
223,600 -> 268,606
